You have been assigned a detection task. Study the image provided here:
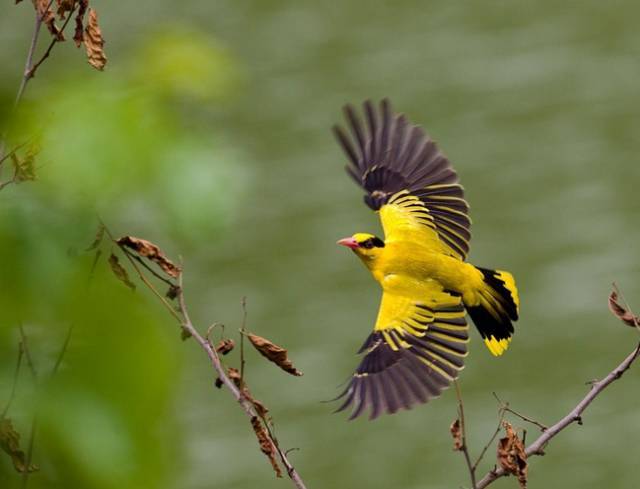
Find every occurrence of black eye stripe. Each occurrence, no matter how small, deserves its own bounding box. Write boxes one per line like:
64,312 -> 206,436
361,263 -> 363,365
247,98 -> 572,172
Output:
360,237 -> 385,249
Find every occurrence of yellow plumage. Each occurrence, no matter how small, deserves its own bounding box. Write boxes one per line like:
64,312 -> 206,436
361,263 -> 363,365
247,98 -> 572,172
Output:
333,100 -> 520,419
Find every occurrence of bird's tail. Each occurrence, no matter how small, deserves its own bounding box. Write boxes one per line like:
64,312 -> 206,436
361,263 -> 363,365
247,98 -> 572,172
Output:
465,267 -> 520,356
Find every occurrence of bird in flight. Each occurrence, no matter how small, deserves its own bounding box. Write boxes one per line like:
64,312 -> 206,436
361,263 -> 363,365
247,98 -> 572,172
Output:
333,99 -> 520,420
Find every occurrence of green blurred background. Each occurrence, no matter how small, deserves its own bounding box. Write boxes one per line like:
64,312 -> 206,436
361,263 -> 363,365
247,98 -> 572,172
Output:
1,1 -> 640,488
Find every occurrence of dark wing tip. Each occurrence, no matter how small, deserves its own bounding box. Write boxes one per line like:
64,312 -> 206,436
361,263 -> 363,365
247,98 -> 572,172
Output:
334,332 -> 462,420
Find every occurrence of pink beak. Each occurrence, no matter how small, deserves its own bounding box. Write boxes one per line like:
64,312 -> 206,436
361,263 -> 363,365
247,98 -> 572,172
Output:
337,237 -> 359,249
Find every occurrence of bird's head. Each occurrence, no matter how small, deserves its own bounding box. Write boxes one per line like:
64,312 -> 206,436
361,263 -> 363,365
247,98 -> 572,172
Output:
337,232 -> 385,263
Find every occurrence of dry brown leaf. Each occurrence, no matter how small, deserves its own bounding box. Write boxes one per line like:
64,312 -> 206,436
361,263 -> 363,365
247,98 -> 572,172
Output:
497,421 -> 528,489
86,223 -> 105,251
215,339 -> 235,356
116,236 -> 181,278
247,333 -> 303,377
608,290 -> 639,328
0,418 -> 38,473
166,284 -> 181,300
83,8 -> 107,70
108,253 -> 135,290
73,0 -> 88,47
227,367 -> 242,387
37,0 -> 65,41
225,367 -> 270,419
250,416 -> 282,478
56,0 -> 75,18
450,418 -> 463,451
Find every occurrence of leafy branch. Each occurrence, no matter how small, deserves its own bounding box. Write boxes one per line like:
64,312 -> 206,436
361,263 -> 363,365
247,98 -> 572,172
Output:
99,225 -> 308,489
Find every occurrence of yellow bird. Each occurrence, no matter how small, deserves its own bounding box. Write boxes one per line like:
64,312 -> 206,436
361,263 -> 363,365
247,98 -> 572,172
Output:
333,100 -> 520,420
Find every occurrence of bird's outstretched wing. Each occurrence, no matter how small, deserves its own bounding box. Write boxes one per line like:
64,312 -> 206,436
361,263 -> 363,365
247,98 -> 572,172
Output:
333,99 -> 471,260
335,280 -> 468,420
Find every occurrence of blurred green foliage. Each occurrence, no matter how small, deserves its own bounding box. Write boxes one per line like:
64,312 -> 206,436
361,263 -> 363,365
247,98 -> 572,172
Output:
0,19 -> 248,489
2,1 -> 640,489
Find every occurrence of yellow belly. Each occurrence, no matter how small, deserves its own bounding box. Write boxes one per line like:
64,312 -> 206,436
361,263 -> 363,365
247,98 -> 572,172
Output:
370,240 -> 484,302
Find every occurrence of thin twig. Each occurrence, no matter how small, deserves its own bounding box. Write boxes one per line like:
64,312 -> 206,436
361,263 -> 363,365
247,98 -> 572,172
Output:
122,248 -> 182,323
492,392 -> 548,432
13,0 -> 55,109
20,417 -> 37,489
18,325 -> 38,381
0,0 -> 70,166
1,342 -> 25,419
26,2 -> 76,82
51,325 -> 74,376
101,224 -> 182,324
454,380 -> 477,489
126,251 -> 175,287
0,142 -> 27,167
476,341 -> 640,488
0,142 -> 29,190
240,296 -> 247,387
471,406 -> 506,473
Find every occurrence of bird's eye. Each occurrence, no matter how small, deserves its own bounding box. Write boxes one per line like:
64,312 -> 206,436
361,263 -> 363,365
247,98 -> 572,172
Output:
360,239 -> 374,249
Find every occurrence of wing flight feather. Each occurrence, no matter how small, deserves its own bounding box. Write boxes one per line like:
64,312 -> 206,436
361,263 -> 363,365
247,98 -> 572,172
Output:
333,99 -> 472,260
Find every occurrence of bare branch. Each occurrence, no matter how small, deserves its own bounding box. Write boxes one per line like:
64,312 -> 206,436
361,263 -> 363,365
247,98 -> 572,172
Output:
476,341 -> 640,488
453,380 -> 477,489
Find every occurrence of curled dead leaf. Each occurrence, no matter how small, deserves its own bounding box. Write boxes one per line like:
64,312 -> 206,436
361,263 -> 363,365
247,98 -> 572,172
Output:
73,0 -> 88,47
247,333 -> 303,377
225,367 -> 270,419
250,416 -> 282,478
37,0 -> 64,41
116,236 -> 181,278
215,339 -> 235,356
166,284 -> 181,300
227,367 -> 242,387
450,418 -> 463,451
83,8 -> 107,70
497,421 -> 528,489
0,418 -> 38,473
108,253 -> 135,290
180,326 -> 192,341
609,290 -> 639,328
56,0 -> 75,18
